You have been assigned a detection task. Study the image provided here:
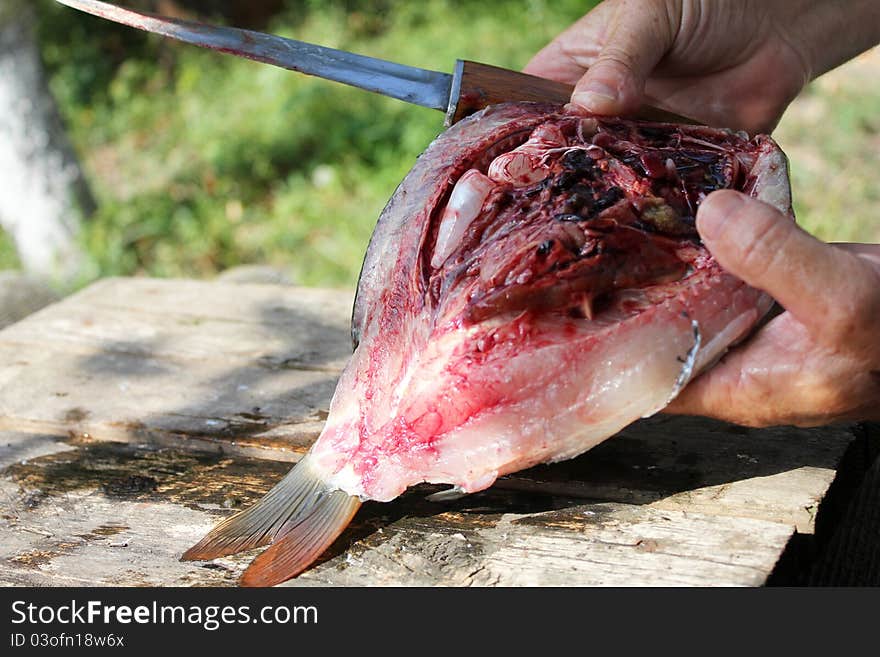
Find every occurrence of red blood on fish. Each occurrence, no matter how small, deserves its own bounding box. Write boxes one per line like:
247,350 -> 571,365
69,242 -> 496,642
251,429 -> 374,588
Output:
182,103 -> 792,586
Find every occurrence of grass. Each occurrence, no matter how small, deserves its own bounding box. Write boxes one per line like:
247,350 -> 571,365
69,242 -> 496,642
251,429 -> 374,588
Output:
9,1 -> 877,289
773,48 -> 880,244
26,0 -> 596,288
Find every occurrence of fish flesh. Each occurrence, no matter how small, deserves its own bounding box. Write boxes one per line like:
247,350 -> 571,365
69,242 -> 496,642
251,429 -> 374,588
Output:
182,102 -> 792,585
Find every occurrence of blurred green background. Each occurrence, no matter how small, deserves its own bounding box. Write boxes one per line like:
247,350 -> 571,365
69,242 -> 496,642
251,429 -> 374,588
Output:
10,0 -> 879,289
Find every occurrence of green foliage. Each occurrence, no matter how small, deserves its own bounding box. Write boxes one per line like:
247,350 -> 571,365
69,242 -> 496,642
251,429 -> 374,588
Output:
33,0 -> 594,288
773,76 -> 880,244
21,0 -> 877,290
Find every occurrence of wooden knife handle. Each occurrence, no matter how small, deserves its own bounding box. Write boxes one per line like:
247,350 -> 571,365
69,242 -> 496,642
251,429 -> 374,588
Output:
446,60 -> 698,126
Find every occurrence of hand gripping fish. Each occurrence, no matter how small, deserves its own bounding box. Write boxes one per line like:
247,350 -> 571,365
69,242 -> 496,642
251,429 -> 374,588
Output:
182,103 -> 792,586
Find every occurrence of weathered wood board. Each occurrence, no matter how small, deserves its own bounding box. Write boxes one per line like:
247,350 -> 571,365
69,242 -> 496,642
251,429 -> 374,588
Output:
0,278 -> 869,586
0,278 -> 355,460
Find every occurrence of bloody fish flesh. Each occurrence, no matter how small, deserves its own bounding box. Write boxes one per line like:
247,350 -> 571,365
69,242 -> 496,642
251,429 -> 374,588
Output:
182,102 -> 792,585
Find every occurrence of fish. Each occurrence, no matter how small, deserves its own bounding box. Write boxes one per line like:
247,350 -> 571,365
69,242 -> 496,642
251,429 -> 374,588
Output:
181,102 -> 792,586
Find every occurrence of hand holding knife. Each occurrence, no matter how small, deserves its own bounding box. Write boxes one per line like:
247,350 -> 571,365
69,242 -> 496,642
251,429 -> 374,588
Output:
56,0 -> 696,126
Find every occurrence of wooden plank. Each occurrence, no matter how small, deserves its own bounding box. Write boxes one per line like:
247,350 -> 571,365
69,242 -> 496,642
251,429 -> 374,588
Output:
0,341 -> 336,461
0,421 -> 856,586
291,503 -> 794,587
0,436 -> 791,587
0,277 -> 864,586
499,415 -> 855,532
0,278 -> 355,372
0,277 -> 856,521
0,278 -> 354,461
0,439 -> 272,586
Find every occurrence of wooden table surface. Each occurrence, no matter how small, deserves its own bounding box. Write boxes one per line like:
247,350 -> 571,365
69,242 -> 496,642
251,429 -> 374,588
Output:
0,277 -> 874,586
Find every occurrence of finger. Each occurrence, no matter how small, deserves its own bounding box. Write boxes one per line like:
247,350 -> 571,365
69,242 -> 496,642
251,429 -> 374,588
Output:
832,242 -> 880,268
666,313 -> 880,427
663,318 -> 801,427
665,310 -> 827,428
570,0 -> 675,115
697,190 -> 880,347
523,2 -> 613,84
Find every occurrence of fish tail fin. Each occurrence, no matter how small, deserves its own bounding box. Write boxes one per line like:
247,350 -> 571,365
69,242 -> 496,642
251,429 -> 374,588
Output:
181,455 -> 361,586
239,489 -> 361,587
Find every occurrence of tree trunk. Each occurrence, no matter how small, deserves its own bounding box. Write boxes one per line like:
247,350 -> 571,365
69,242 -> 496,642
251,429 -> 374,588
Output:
0,2 -> 94,281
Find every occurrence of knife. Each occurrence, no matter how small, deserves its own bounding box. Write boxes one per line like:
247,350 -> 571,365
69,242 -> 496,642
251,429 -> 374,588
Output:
56,0 -> 696,127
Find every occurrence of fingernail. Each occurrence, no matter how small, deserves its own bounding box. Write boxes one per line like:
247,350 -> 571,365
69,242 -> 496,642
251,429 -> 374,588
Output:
572,80 -> 618,112
697,191 -> 746,242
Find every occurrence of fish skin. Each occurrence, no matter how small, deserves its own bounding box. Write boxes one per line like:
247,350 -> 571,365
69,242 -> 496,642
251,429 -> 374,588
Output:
183,102 -> 791,584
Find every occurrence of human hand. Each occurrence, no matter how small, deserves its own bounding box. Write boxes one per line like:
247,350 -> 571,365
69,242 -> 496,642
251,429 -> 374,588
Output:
524,0 -> 880,133
665,190 -> 880,427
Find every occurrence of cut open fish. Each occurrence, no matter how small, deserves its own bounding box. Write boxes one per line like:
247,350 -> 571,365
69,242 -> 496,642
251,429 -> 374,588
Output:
182,102 -> 792,586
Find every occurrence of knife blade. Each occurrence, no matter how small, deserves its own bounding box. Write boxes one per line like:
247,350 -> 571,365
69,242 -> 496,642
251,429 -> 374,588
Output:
55,0 -> 697,126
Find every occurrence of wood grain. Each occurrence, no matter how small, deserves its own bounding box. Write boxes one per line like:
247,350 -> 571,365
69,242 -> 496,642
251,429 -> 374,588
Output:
0,277 -> 865,586
0,278 -> 352,461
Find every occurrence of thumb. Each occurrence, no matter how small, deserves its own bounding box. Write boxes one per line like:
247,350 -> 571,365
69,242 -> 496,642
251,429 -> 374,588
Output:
571,0 -> 673,115
697,190 -> 877,346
